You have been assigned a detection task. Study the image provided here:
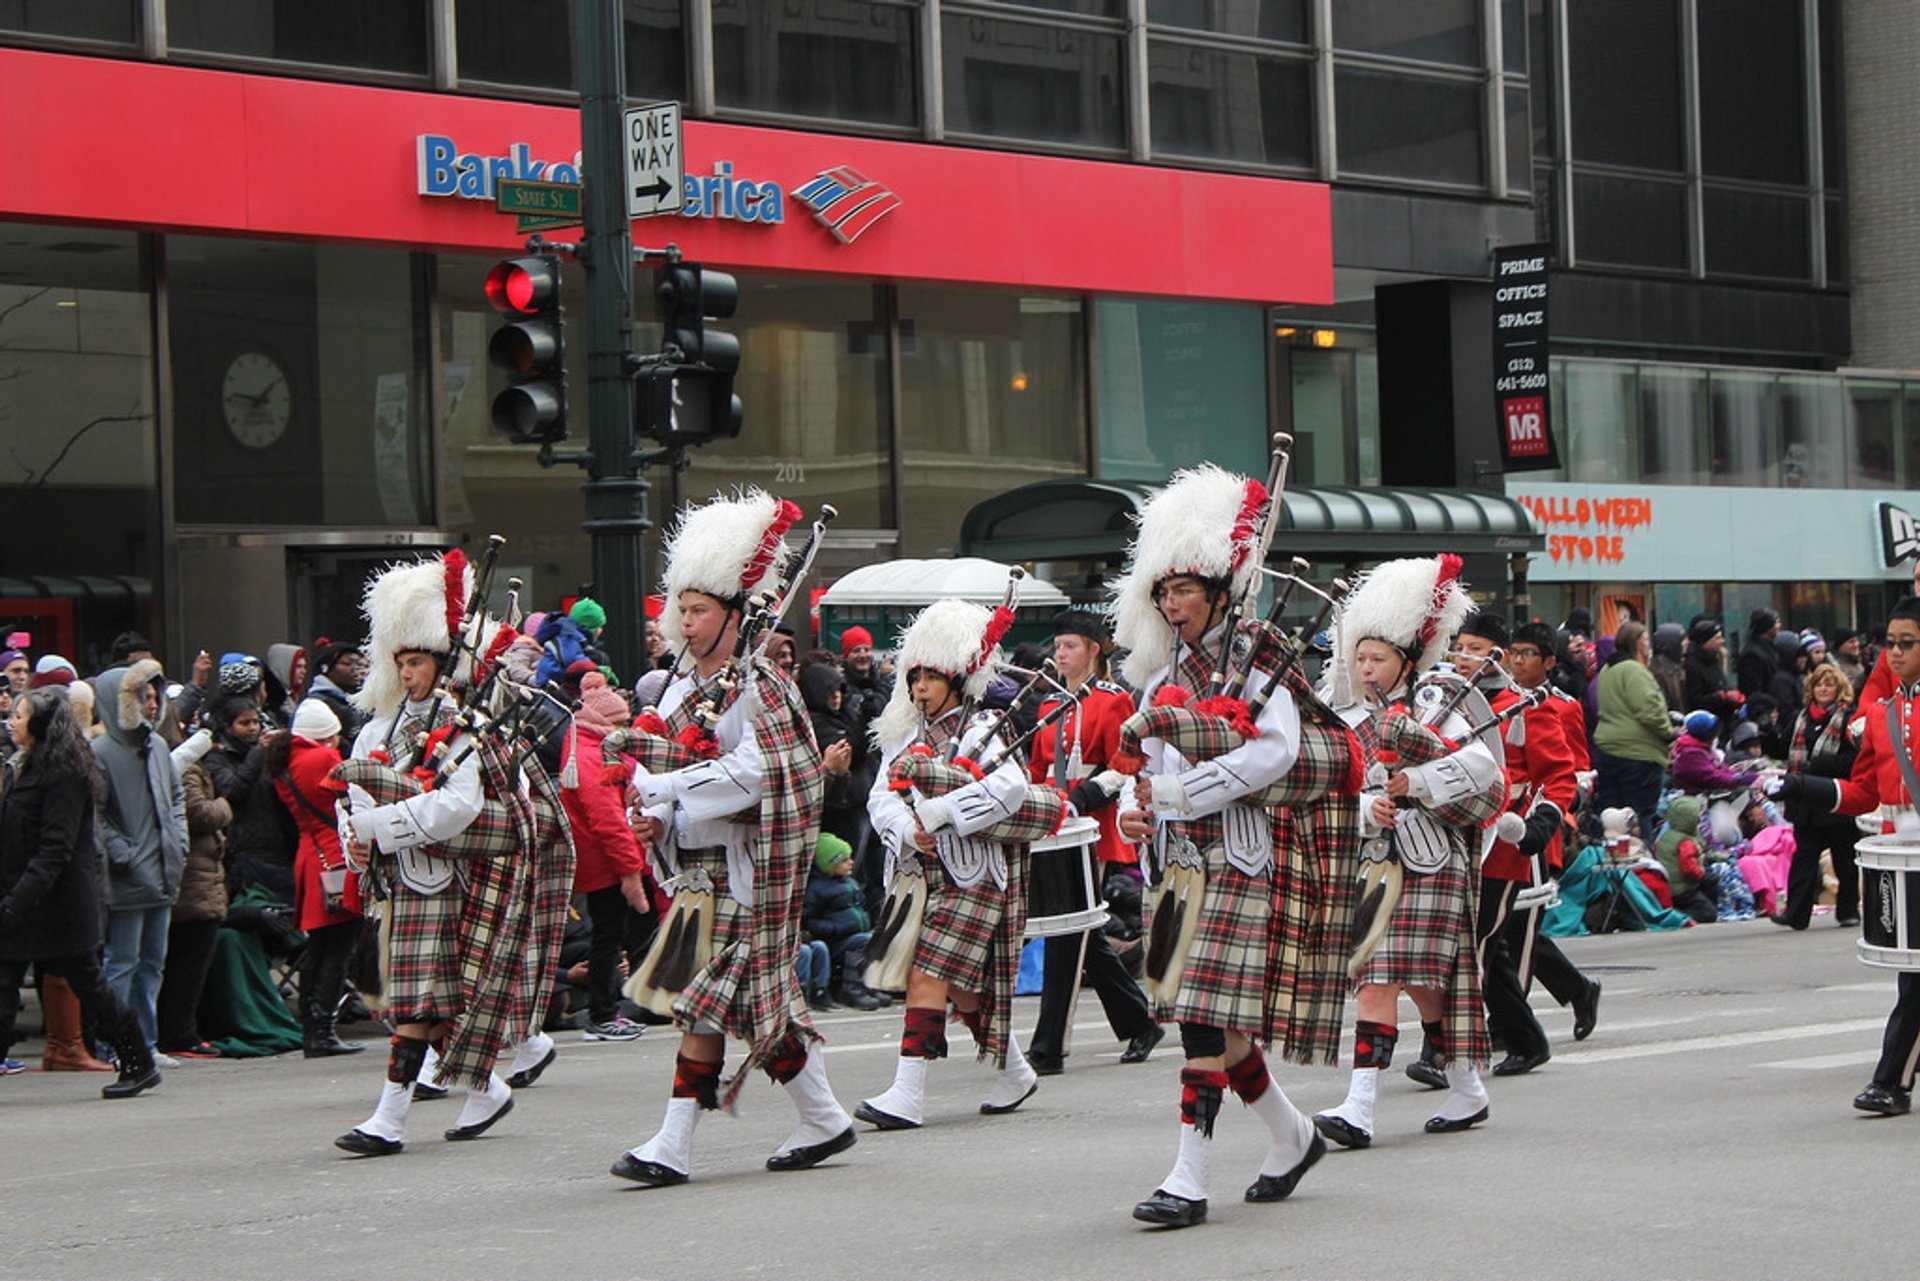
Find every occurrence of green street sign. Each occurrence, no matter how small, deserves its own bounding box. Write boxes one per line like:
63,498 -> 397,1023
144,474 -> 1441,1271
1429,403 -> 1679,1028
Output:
496,178 -> 582,226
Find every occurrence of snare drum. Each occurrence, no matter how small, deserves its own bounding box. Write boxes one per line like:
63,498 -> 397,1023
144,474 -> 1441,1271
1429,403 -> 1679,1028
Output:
1856,836 -> 1920,970
1025,816 -> 1108,938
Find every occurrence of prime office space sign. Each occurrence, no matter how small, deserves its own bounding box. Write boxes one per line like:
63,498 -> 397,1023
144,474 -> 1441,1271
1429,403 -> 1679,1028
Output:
1492,243 -> 1561,474
415,134 -> 898,242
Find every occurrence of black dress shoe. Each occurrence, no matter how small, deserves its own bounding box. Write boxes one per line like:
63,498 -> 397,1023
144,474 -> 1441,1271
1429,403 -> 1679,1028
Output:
1028,1052 -> 1065,1077
444,1094 -> 513,1141
1853,1083 -> 1912,1116
1132,1189 -> 1207,1228
1246,1132 -> 1326,1202
765,1125 -> 857,1171
411,1081 -> 449,1102
335,1129 -> 404,1157
853,1101 -> 921,1130
610,1153 -> 689,1185
100,1067 -> 161,1100
1837,914 -> 1862,928
1119,1024 -> 1166,1065
1492,1048 -> 1551,1076
1404,1058 -> 1446,1090
507,1046 -> 557,1090
1312,1112 -> 1371,1150
1770,914 -> 1808,930
979,1080 -> 1038,1115
1424,1105 -> 1489,1134
1572,980 -> 1602,1042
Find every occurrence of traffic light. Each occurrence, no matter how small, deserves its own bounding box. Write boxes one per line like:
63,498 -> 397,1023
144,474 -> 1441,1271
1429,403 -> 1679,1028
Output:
641,260 -> 743,445
484,254 -> 567,444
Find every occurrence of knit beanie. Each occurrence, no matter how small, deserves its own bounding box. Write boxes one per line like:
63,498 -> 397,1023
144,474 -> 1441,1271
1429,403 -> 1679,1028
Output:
291,698 -> 342,741
219,654 -> 264,695
569,597 -> 608,632
1601,807 -> 1636,839
839,625 -> 873,657
29,655 -> 76,688
1683,709 -> 1719,741
573,671 -> 631,734
815,830 -> 853,874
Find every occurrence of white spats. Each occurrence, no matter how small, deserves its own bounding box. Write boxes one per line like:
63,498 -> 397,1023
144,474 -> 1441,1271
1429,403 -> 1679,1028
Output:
628,1096 -> 701,1177
774,1043 -> 853,1155
1315,1066 -> 1379,1144
450,1073 -> 513,1135
860,1055 -> 930,1127
1158,1118 -> 1214,1203
509,1031 -> 554,1076
980,1034 -> 1039,1114
1241,1072 -> 1315,1176
357,1079 -> 413,1143
1429,1061 -> 1491,1126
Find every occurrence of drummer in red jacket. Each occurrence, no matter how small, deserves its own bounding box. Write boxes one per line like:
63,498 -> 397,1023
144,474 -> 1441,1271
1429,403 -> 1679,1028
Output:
1769,595 -> 1920,1116
1025,609 -> 1161,1075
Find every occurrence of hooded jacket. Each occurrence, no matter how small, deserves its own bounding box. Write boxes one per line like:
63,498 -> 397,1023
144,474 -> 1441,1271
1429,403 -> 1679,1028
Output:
1652,795 -> 1718,897
89,661 -> 188,910
1649,623 -> 1687,714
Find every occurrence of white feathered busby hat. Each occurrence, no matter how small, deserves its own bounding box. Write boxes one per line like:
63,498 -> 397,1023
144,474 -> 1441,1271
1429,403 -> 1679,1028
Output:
354,549 -> 471,719
1110,463 -> 1270,688
1328,553 -> 1471,707
873,597 -> 1016,749
658,488 -> 802,656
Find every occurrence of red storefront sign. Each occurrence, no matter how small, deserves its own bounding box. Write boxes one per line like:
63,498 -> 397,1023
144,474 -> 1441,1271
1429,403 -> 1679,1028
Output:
0,48 -> 1332,306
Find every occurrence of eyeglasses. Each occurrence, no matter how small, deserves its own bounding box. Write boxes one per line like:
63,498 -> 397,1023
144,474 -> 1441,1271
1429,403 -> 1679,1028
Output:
1507,647 -> 1545,660
1152,581 -> 1211,605
1886,638 -> 1920,653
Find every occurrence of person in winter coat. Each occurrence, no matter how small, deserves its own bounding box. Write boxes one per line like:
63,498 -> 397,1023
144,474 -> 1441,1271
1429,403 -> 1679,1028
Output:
90,660 -> 188,1057
303,637 -> 368,747
1775,662 -> 1862,930
1759,630 -> 1806,759
267,699 -> 367,1057
1737,609 -> 1782,702
0,687 -> 160,1097
559,671 -> 655,1042
203,695 -> 298,903
1593,622 -> 1674,845
1652,794 -> 1723,923
265,644 -> 307,726
1649,623 -> 1688,715
1682,618 -> 1744,734
797,659 -> 868,852
1669,711 -> 1749,795
535,603 -> 603,689
801,831 -> 884,1010
154,727 -> 231,1057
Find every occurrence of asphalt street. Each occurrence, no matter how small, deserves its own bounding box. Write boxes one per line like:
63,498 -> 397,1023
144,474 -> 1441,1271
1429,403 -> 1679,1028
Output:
2,917 -> 1909,1281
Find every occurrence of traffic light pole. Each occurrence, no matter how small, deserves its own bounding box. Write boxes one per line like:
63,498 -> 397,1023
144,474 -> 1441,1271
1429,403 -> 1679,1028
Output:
573,0 -> 648,684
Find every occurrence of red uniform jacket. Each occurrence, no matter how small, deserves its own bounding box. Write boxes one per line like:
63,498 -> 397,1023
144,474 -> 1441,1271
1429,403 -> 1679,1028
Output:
1028,678 -> 1135,866
1544,685 -> 1592,772
1835,683 -> 1920,822
1483,685 -> 1580,881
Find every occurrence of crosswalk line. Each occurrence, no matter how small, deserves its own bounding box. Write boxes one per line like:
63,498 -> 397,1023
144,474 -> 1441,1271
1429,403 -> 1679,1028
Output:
1756,1050 -> 1881,1071
1554,1018 -> 1884,1065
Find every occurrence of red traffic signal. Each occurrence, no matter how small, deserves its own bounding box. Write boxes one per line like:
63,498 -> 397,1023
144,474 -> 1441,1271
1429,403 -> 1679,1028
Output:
484,254 -> 566,445
484,257 -> 560,317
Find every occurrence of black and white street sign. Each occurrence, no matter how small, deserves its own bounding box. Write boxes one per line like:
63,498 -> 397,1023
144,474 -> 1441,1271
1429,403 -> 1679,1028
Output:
624,102 -> 683,219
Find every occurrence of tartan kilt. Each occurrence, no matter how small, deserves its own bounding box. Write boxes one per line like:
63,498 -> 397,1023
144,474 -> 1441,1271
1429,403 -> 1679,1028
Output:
913,856 -> 1009,993
670,848 -> 772,1039
380,882 -> 464,1022
1159,823 -> 1273,1036
1353,845 -> 1470,990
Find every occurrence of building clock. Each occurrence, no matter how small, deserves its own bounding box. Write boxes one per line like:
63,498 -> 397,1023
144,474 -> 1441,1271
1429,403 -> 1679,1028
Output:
221,349 -> 292,449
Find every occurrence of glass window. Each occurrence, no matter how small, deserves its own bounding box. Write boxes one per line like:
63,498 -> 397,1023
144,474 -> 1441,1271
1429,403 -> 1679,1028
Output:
1501,0 -> 1525,72
0,225 -> 157,665
993,0 -> 1124,15
1778,373 -> 1845,488
1147,0 -> 1307,44
169,0 -> 430,74
168,237 -> 431,527
1819,0 -> 1843,189
1571,172 -> 1687,271
456,1 -> 687,101
1334,69 -> 1482,185
1331,0 -> 1479,67
677,277 -> 894,529
1560,360 -> 1637,483
943,12 -> 1126,150
1826,196 -> 1847,284
713,0 -> 918,127
1696,0 -> 1805,185
1504,86 -> 1529,194
1567,0 -> 1682,170
1707,371 -> 1777,487
1147,41 -> 1312,168
0,0 -> 135,42
1703,187 -> 1811,281
626,0 -> 690,103
1095,299 -> 1265,482
898,287 -> 1087,557
1847,380 -> 1899,490
1527,0 -> 1554,160
1288,348 -> 1370,486
1636,365 -> 1705,484
1904,390 -> 1920,491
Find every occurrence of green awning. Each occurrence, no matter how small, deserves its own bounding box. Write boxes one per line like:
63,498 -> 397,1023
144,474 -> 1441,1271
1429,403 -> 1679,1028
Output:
958,480 -> 1543,563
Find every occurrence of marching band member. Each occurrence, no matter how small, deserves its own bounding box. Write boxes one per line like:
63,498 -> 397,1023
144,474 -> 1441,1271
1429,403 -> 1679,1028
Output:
1768,596 -> 1920,1117
1316,555 -> 1504,1149
611,489 -> 855,1185
1024,608 -> 1161,1075
856,597 -> 1043,1130
1112,464 -> 1339,1230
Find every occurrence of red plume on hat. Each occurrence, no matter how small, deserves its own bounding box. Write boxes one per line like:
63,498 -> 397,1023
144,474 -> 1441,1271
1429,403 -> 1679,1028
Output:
975,604 -> 1016,676
1227,479 -> 1269,578
742,500 -> 803,599
1415,553 -> 1465,651
442,548 -> 468,643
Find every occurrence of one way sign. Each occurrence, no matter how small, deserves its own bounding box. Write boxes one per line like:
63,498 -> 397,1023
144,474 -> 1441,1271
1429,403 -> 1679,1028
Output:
624,102 -> 684,219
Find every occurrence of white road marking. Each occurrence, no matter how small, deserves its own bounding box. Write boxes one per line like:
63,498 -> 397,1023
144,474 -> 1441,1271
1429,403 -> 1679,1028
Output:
1554,1018 -> 1885,1065
1756,1050 -> 1882,1071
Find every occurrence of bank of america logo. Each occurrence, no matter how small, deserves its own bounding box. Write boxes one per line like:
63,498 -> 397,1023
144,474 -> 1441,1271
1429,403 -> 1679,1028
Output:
794,167 -> 899,244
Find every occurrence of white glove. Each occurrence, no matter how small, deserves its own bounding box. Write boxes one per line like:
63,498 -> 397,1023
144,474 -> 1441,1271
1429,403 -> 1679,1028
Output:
1494,811 -> 1527,845
916,797 -> 953,833
169,727 -> 214,771
1149,772 -> 1192,815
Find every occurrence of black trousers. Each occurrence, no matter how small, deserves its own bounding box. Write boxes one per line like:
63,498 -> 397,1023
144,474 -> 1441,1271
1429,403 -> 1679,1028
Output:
1477,876 -> 1549,1057
1783,820 -> 1861,927
156,917 -> 222,1050
297,920 -> 359,1018
1527,933 -> 1587,1006
584,884 -> 631,1024
1029,925 -> 1155,1059
1874,972 -> 1920,1091
0,951 -> 141,1060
